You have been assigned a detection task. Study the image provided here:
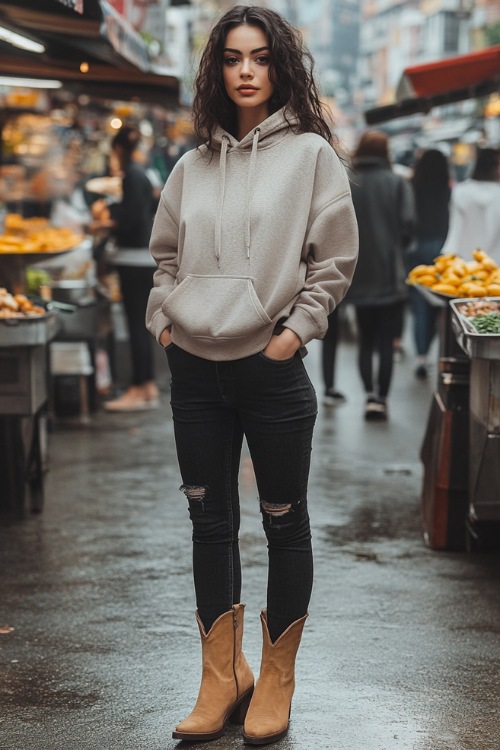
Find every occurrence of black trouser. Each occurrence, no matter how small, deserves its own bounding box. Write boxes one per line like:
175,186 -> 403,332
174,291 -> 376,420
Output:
166,343 -> 317,642
355,302 -> 404,399
321,307 -> 340,392
117,266 -> 155,386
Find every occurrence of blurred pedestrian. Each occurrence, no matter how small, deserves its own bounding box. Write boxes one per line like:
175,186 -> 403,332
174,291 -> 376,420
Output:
409,149 -> 451,379
321,307 -> 346,405
146,5 -> 358,744
441,147 -> 500,262
348,130 -> 415,420
91,125 -> 159,411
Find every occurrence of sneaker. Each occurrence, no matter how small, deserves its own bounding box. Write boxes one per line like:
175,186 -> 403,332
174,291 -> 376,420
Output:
393,346 -> 405,363
143,380 -> 160,408
364,397 -> 387,421
323,389 -> 346,407
104,386 -> 159,412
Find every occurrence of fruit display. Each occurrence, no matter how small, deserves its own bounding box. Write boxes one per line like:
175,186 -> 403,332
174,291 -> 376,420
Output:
407,249 -> 500,297
0,288 -> 46,318
0,214 -> 84,254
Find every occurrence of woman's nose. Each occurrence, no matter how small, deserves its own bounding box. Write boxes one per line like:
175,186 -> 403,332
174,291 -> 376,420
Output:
240,58 -> 253,77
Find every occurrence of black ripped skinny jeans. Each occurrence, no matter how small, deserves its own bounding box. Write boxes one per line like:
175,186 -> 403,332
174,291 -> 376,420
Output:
166,343 -> 317,642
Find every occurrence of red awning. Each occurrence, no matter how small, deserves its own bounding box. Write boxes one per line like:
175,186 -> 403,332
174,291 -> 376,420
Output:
397,45 -> 500,100
364,45 -> 500,125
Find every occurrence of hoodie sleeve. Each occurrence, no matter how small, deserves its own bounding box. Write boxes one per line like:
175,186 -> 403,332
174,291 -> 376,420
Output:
284,147 -> 359,344
145,160 -> 184,342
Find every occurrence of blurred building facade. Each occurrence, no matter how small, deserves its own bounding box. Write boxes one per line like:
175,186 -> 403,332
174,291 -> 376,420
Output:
265,0 -> 362,107
355,0 -> 500,113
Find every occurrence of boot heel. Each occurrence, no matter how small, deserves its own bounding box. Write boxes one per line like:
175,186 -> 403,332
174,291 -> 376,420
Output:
230,687 -> 254,725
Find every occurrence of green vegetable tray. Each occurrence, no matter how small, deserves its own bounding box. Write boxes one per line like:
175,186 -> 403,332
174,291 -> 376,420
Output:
450,298 -> 500,360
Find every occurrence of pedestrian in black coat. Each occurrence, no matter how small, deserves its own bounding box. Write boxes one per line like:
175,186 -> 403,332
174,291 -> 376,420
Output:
348,130 -> 415,420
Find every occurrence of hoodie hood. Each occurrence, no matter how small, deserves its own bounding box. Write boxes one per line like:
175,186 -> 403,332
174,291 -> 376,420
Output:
210,106 -> 300,152
211,108 -> 300,264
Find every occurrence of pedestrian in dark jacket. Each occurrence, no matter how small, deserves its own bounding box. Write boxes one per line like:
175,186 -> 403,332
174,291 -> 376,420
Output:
409,149 -> 451,379
91,125 -> 159,411
348,130 -> 415,420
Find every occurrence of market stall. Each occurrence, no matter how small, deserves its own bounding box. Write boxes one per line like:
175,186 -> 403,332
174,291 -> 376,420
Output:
409,252 -> 500,550
0,210 -> 97,515
451,298 -> 500,546
0,0 -> 182,519
0,259 -> 59,519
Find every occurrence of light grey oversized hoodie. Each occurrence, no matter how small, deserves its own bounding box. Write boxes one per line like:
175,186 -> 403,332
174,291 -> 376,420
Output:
146,107 -> 358,360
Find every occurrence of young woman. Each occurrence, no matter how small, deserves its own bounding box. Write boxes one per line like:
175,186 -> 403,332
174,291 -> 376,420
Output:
146,5 -> 358,744
348,131 -> 415,420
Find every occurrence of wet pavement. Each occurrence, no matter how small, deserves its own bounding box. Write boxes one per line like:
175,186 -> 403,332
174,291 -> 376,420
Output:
1,332 -> 500,750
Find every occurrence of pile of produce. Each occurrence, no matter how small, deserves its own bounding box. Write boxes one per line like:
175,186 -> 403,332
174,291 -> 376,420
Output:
407,249 -> 500,297
0,214 -> 83,254
458,299 -> 500,334
0,288 -> 45,319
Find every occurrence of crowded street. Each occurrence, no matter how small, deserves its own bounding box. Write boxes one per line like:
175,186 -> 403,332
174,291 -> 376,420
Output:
1,333 -> 500,750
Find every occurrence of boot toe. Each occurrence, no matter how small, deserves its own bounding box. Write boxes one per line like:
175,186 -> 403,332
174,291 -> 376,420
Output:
244,713 -> 284,738
173,711 -> 225,741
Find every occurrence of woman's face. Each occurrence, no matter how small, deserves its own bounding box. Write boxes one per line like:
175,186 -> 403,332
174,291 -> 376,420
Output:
222,24 -> 274,118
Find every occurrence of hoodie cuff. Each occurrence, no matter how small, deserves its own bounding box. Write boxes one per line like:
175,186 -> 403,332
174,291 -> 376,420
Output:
283,307 -> 322,347
148,309 -> 172,344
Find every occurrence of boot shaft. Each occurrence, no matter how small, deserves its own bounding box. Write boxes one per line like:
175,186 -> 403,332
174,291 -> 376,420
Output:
260,609 -> 308,667
242,610 -> 308,745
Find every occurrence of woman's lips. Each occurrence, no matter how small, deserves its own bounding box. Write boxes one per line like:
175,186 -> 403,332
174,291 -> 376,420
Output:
237,86 -> 258,93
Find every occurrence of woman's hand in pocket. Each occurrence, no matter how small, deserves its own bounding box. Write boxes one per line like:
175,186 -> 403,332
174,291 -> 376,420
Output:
159,328 -> 172,348
263,329 -> 301,360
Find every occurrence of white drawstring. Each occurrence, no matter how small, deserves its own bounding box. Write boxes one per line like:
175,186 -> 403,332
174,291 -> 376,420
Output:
215,135 -> 229,267
216,128 -> 260,266
245,127 -> 260,259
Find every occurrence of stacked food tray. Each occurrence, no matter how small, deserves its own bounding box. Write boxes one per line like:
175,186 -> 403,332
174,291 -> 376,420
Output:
450,298 -> 500,361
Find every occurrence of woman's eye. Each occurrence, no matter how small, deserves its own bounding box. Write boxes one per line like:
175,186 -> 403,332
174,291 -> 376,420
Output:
223,57 -> 238,66
255,56 -> 270,65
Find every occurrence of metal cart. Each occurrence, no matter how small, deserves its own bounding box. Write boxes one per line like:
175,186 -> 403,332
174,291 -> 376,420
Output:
450,299 -> 500,548
418,287 -> 470,551
418,283 -> 500,550
0,313 -> 59,519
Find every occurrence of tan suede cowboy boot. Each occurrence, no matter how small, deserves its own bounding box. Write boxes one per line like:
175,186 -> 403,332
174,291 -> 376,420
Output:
172,604 -> 254,741
243,609 -> 307,745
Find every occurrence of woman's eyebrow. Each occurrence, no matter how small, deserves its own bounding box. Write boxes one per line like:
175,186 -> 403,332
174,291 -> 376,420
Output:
223,46 -> 270,54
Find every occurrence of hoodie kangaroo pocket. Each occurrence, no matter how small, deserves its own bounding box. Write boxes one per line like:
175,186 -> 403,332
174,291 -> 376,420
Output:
162,275 -> 273,340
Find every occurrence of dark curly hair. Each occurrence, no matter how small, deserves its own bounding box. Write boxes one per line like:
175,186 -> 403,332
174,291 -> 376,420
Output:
192,5 -> 336,151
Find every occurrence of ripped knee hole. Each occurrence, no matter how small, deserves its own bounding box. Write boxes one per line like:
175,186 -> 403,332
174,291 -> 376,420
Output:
261,501 -> 293,517
180,484 -> 208,502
